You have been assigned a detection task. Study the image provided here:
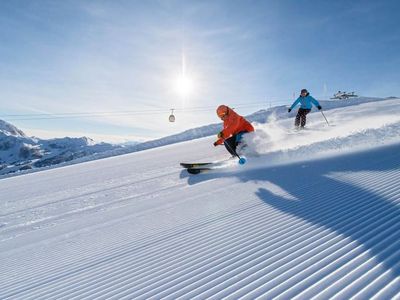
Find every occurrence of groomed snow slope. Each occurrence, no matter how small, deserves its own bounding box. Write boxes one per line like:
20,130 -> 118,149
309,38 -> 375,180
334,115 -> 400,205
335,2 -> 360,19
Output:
0,99 -> 399,299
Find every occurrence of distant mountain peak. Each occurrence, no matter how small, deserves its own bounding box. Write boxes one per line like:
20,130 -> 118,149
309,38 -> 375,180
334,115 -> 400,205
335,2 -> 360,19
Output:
0,119 -> 27,137
0,119 -> 118,176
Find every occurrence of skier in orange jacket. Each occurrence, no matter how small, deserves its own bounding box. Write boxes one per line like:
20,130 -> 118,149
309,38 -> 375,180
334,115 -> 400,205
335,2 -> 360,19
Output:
214,105 -> 254,156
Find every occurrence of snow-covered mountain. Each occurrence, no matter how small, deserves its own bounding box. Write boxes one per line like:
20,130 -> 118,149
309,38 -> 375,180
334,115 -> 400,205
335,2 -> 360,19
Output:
0,121 -> 120,175
0,97 -> 399,298
0,119 -> 26,137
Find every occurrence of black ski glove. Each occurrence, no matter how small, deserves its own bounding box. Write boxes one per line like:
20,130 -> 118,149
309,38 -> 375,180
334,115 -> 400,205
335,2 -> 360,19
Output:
288,108 -> 292,113
213,141 -> 219,147
317,105 -> 322,110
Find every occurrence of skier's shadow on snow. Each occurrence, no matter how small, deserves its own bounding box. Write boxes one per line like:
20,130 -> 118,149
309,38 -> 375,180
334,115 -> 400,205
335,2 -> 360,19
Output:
184,143 -> 400,277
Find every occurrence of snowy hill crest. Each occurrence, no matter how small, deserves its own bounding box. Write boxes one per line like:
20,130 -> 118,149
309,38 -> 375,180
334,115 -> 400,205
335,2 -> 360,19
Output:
0,97 -> 398,177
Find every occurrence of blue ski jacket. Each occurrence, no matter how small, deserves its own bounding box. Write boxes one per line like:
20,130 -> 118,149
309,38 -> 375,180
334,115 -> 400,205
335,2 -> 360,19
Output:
290,94 -> 321,110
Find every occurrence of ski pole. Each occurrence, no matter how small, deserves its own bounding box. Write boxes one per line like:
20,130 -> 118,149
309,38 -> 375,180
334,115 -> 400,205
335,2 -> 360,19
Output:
223,139 -> 246,165
320,110 -> 330,126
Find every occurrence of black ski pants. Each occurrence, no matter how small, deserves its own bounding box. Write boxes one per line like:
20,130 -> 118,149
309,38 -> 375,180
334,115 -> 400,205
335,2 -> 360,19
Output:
295,108 -> 311,127
224,132 -> 246,156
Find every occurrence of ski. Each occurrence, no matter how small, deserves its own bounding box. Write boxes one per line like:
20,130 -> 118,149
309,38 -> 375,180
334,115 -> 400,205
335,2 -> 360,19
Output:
181,158 -> 246,175
180,162 -> 214,169
180,158 -> 234,169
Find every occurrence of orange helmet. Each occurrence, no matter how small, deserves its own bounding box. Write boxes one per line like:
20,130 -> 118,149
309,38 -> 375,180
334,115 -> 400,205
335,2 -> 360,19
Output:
216,105 -> 229,118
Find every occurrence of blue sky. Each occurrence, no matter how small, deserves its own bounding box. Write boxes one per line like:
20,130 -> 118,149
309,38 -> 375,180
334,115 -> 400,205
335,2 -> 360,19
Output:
0,0 -> 399,142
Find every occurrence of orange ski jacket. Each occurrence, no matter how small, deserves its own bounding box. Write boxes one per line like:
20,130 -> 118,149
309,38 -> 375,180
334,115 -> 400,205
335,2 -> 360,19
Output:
215,107 -> 254,145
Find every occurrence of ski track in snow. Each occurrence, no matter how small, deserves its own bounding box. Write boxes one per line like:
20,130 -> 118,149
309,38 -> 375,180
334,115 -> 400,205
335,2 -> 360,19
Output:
0,98 -> 400,299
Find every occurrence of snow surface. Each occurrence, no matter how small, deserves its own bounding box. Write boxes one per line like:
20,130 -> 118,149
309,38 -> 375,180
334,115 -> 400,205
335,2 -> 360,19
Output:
0,98 -> 400,299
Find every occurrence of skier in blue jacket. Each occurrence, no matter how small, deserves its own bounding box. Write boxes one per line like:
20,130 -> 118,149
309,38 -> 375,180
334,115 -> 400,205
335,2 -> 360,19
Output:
288,89 -> 322,128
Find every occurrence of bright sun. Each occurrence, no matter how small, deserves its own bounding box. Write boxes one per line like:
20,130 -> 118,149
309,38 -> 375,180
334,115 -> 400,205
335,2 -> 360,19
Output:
175,74 -> 194,97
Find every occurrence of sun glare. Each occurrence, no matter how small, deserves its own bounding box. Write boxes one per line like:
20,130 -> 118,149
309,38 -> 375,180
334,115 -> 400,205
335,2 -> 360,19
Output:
175,75 -> 194,97
174,52 -> 195,98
